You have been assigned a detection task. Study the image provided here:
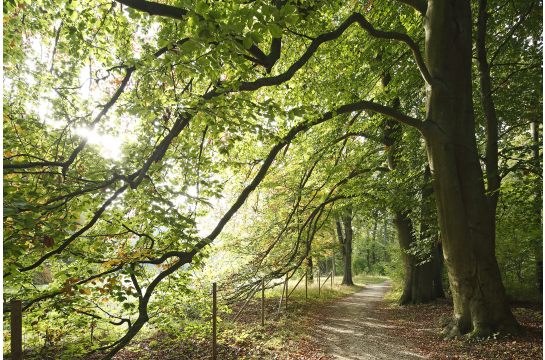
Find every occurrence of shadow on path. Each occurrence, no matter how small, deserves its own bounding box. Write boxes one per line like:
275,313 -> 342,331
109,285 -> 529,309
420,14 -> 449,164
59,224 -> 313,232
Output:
314,280 -> 427,360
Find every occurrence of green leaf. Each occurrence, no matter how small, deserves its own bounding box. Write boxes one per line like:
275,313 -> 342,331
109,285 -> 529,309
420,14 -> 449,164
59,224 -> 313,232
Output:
195,2 -> 209,13
243,36 -> 253,50
197,27 -> 211,40
249,32 -> 262,45
232,40 -> 247,53
24,217 -> 36,228
269,24 -> 282,38
3,207 -> 16,216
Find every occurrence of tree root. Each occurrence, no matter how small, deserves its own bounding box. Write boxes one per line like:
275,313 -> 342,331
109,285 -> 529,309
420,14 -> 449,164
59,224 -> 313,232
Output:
442,318 -> 524,340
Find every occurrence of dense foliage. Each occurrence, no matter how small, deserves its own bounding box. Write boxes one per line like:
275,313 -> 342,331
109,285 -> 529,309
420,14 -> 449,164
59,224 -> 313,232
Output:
3,0 -> 541,358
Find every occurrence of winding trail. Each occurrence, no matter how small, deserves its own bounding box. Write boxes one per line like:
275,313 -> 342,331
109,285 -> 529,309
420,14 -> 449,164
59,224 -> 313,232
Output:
314,280 -> 427,359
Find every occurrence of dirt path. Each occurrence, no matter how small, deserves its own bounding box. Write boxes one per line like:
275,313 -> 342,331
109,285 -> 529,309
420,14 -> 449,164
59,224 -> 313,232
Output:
314,280 -> 427,359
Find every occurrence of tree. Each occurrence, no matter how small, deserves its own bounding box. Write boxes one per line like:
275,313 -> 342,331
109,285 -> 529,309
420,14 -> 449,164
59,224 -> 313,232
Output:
4,0 -> 541,358
377,77 -> 444,304
336,210 -> 354,285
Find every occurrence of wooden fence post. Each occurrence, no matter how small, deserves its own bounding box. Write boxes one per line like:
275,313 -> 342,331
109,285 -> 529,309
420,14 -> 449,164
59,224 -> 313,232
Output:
212,283 -> 217,360
261,278 -> 265,326
11,299 -> 22,360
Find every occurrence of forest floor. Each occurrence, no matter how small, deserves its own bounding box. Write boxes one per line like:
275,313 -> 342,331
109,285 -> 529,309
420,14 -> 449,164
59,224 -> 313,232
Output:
377,287 -> 543,360
76,275 -> 383,360
14,276 -> 542,360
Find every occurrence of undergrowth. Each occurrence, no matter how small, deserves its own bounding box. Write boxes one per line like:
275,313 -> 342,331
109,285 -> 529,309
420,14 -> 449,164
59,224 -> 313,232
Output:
12,275 -> 386,360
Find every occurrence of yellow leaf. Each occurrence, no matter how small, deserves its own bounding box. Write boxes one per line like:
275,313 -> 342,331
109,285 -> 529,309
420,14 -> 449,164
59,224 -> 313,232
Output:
102,297 -> 109,302
79,289 -> 91,296
3,114 -> 10,122
102,259 -> 121,268
15,126 -> 26,135
4,151 -> 14,157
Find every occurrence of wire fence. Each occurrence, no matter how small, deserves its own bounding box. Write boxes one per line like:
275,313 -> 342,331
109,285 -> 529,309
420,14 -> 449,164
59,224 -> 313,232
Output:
9,269 -> 337,360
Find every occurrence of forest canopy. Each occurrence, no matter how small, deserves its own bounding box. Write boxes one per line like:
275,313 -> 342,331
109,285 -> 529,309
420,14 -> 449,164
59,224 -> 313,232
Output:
3,0 -> 542,358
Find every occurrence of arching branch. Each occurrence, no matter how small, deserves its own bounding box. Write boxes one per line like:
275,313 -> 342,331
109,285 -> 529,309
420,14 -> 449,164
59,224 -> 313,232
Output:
394,0 -> 428,16
204,12 -> 434,99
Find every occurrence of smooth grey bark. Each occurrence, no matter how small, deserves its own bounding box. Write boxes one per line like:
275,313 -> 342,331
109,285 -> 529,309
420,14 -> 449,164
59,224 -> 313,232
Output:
421,0 -> 520,338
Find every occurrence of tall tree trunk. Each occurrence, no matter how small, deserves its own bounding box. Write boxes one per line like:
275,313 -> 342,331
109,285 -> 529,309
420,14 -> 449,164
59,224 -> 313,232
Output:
531,122 -> 542,292
414,165 -> 444,303
383,217 -> 389,262
422,0 -> 519,338
341,211 -> 354,285
433,243 -> 446,299
382,91 -> 442,304
392,167 -> 444,305
371,221 -> 377,265
393,210 -> 417,305
411,259 -> 434,304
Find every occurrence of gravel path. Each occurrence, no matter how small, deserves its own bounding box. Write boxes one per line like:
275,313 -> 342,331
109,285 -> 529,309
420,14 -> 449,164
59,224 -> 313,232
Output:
314,280 -> 427,359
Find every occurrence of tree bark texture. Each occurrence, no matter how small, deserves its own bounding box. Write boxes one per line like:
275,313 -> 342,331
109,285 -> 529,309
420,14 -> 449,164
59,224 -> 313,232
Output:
422,0 -> 519,338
